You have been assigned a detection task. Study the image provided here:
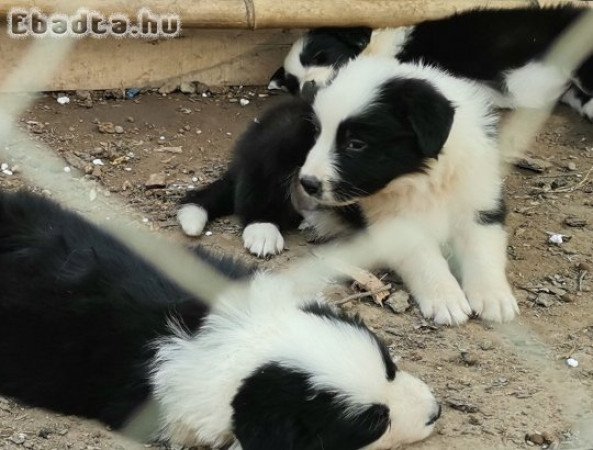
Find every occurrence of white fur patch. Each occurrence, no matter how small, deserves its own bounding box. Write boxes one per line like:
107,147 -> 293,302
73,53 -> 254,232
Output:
504,61 -> 569,109
177,204 -> 208,237
267,79 -> 282,90
561,87 -> 584,112
364,27 -> 412,59
282,35 -> 343,90
583,97 -> 593,121
242,222 -> 284,257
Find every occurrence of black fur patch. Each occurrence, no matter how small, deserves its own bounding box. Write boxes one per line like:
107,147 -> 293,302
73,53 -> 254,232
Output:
398,7 -> 583,81
302,302 -> 396,381
232,362 -> 390,450
0,191 -> 248,428
301,27 -> 372,68
331,77 -> 454,202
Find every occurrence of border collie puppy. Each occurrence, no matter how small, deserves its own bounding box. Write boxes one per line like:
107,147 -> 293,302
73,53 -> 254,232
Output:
0,190 -> 440,449
297,56 -> 519,326
270,6 -> 593,121
178,96 -> 365,257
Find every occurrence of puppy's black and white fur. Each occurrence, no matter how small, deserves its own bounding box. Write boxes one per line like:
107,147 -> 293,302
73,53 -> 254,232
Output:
178,96 -> 365,257
178,56 -> 518,326
0,190 -> 439,449
270,6 -> 593,121
297,56 -> 518,326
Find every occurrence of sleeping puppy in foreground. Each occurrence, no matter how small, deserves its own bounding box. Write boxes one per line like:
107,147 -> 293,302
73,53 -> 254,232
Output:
0,190 -> 440,450
270,6 -> 592,121
178,56 -> 518,325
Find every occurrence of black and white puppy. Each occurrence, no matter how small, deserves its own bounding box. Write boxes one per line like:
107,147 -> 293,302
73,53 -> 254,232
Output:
179,56 -> 518,326
297,56 -> 518,326
0,190 -> 439,449
271,6 -> 593,121
178,96 -> 365,257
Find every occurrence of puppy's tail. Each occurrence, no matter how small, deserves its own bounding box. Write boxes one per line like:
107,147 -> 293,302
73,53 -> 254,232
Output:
177,172 -> 235,237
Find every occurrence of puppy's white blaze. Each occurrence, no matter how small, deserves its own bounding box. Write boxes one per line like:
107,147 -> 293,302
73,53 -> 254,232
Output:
299,129 -> 339,200
242,222 -> 284,257
177,204 -> 208,237
152,273 -> 436,447
504,61 -> 569,109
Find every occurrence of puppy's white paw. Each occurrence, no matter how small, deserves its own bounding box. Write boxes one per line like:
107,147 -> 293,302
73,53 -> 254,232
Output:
242,223 -> 284,258
465,285 -> 519,323
416,290 -> 472,326
177,204 -> 208,237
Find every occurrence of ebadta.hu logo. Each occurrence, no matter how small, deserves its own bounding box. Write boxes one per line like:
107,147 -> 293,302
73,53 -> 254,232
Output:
7,8 -> 181,38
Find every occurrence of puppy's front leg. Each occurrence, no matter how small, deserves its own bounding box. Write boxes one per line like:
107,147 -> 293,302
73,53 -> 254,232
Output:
381,227 -> 471,326
395,241 -> 472,326
453,221 -> 519,323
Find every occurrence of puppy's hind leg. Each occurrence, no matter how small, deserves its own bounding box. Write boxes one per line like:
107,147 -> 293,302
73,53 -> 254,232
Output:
453,216 -> 518,323
178,172 -> 235,237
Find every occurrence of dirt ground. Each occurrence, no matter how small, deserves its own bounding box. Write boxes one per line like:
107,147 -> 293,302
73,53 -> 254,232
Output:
0,87 -> 592,450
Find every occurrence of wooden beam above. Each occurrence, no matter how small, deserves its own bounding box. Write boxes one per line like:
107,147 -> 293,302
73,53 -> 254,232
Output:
0,0 -> 588,29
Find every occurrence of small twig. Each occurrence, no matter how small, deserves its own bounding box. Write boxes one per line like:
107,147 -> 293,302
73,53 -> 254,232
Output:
334,284 -> 392,306
553,164 -> 593,193
578,270 -> 588,292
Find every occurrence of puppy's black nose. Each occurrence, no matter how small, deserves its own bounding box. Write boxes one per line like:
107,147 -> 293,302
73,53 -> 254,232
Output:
300,176 -> 322,196
426,404 -> 442,426
301,81 -> 319,103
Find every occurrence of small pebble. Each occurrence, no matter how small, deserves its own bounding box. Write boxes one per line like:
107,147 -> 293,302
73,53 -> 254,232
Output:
145,173 -> 167,189
549,234 -> 563,245
191,177 -> 198,182
480,340 -> 494,351
205,231 -> 213,236
92,158 -> 104,166
57,95 -> 70,105
114,125 -> 124,134
566,162 -> 577,171
2,169 -> 13,176
142,218 -> 149,223
63,166 -> 71,173
239,98 -> 250,106
566,357 -> 579,368
0,163 -> 8,171
526,433 -> 545,446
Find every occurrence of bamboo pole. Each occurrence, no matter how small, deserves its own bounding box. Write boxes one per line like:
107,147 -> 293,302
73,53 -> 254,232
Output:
0,0 -> 588,29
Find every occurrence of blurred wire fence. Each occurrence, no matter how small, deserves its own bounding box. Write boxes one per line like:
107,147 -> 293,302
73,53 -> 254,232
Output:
1,2 -> 593,448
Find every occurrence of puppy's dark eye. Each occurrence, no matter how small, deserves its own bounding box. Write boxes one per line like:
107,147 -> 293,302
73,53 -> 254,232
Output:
345,139 -> 367,152
311,51 -> 328,65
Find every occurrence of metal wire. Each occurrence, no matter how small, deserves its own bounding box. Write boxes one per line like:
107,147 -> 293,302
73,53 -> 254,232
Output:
0,5 -> 592,449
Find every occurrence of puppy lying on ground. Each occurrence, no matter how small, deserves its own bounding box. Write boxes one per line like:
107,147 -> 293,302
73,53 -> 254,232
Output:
0,190 -> 439,449
270,5 -> 592,121
178,55 -> 519,325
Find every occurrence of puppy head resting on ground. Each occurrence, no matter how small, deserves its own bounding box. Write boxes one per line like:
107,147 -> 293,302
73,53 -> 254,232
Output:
152,274 -> 440,450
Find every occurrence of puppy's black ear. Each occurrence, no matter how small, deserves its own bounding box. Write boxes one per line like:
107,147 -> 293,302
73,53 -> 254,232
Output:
381,78 -> 455,158
404,80 -> 455,158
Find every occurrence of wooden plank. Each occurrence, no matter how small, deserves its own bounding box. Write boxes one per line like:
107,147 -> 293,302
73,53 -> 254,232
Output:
0,0 -> 588,29
0,29 -> 299,91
